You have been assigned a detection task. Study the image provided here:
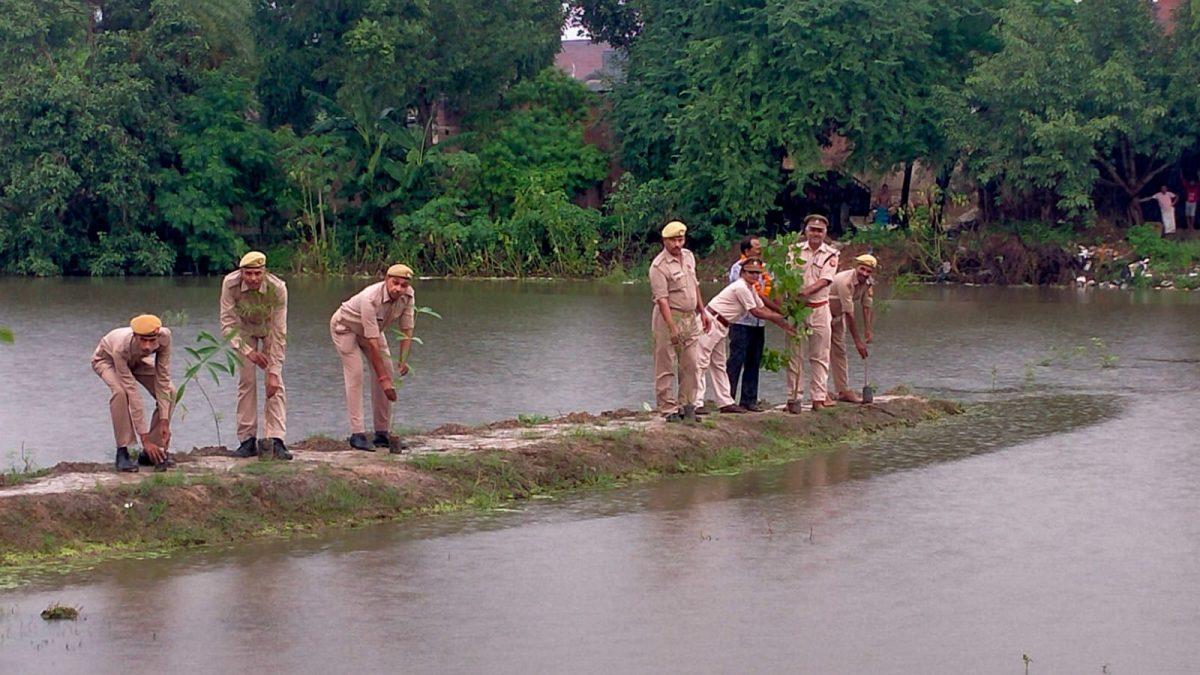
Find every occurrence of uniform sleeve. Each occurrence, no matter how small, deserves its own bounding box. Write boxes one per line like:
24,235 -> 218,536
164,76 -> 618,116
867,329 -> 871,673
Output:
398,293 -> 416,331
218,279 -> 249,355
267,281 -> 288,377
154,331 -> 175,421
820,252 -> 839,282
360,289 -> 381,339
836,276 -> 854,314
113,345 -> 149,435
737,283 -> 763,313
861,285 -> 874,309
649,264 -> 670,302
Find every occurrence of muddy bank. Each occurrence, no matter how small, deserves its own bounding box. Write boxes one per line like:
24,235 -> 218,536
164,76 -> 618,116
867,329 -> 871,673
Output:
0,397 -> 958,573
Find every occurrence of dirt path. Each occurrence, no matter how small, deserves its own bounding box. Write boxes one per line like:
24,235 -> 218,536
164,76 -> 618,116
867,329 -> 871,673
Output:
0,396 -> 958,570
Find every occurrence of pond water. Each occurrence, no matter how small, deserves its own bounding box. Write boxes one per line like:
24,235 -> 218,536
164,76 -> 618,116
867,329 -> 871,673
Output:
1,279 -> 1198,672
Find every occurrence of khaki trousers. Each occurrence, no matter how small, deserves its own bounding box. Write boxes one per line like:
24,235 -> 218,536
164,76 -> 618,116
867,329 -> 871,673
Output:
331,314 -> 394,434
829,313 -> 853,395
93,360 -> 168,449
785,304 -> 832,403
651,308 -> 701,414
695,319 -> 735,408
236,336 -> 286,441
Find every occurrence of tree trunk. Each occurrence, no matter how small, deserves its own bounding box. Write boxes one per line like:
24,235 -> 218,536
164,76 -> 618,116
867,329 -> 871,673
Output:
416,94 -> 435,147
935,161 -> 953,227
899,159 -> 914,228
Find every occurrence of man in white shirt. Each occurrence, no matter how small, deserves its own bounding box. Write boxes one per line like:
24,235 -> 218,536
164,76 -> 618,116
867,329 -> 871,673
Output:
695,258 -> 796,412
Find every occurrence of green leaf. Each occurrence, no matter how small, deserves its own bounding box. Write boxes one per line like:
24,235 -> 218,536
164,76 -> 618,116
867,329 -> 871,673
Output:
0,327 -> 13,344
416,306 -> 442,320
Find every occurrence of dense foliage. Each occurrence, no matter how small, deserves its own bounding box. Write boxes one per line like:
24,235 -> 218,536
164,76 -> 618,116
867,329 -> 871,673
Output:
1,1 -> 1198,277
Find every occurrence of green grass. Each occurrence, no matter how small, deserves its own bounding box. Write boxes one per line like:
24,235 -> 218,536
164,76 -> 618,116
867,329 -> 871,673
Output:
517,414 -> 551,426
2,467 -> 51,486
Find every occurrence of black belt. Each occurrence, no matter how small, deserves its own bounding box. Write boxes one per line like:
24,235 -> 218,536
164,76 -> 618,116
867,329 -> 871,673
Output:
707,308 -> 730,328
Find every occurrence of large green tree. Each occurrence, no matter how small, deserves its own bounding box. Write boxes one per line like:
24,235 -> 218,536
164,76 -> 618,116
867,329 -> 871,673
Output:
949,0 -> 1196,223
600,0 -> 998,233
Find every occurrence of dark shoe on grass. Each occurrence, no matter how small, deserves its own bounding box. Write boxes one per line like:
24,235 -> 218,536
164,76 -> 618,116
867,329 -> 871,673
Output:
742,402 -> 764,412
372,431 -> 391,448
271,438 -> 293,460
115,447 -> 139,473
682,405 -> 698,424
785,400 -> 804,415
719,404 -> 748,414
231,436 -> 258,458
348,433 -> 372,451
664,411 -> 683,423
154,454 -> 176,472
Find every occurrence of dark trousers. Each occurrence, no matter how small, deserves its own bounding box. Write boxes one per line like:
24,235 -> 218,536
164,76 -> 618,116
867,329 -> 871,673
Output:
726,324 -> 765,406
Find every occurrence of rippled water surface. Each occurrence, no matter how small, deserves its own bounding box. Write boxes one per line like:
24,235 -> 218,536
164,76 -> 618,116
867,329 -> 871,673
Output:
2,280 -> 1199,673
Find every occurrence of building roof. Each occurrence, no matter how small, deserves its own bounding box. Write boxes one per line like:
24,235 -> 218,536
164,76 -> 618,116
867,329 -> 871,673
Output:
555,39 -> 623,91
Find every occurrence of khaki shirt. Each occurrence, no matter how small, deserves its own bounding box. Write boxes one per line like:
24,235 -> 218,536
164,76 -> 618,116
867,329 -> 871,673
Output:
649,248 -> 699,312
334,281 -> 415,339
219,270 -> 288,376
829,269 -> 874,317
792,242 -> 840,304
707,278 -> 763,324
92,327 -> 174,435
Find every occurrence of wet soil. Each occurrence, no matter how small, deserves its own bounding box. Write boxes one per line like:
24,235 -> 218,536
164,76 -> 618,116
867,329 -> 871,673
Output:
0,397 -> 957,568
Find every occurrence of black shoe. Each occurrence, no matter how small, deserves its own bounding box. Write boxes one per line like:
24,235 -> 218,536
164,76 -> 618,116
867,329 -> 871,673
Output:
742,401 -> 763,412
682,405 -> 698,424
693,405 -> 711,416
231,436 -> 258,458
270,438 -> 293,461
137,450 -> 154,467
372,431 -> 391,448
664,412 -> 683,423
115,447 -> 139,473
154,454 -> 176,472
389,438 -> 410,455
348,433 -> 372,451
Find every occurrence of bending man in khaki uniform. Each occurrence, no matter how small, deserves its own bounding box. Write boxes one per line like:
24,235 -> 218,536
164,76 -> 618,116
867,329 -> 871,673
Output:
829,254 -> 876,403
649,220 -> 711,423
785,214 -> 840,413
696,258 -> 796,413
220,251 -> 291,460
331,264 -> 416,451
91,314 -> 175,472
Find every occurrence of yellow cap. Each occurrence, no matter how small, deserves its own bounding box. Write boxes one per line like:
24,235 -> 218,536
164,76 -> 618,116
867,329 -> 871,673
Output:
130,314 -> 163,336
239,251 -> 267,268
387,264 -> 414,279
661,220 -> 687,238
803,214 -> 829,228
854,254 -> 879,269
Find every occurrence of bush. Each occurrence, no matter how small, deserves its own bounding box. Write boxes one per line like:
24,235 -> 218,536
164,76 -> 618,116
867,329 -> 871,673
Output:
88,232 -> 177,276
1127,224 -> 1200,272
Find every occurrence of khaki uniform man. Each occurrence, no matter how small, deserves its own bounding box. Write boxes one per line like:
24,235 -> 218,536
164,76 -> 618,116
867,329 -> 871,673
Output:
649,220 -> 711,422
331,264 -> 416,450
829,255 -> 877,402
785,215 -> 840,412
696,258 -> 796,413
220,251 -> 291,460
91,314 -> 175,472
